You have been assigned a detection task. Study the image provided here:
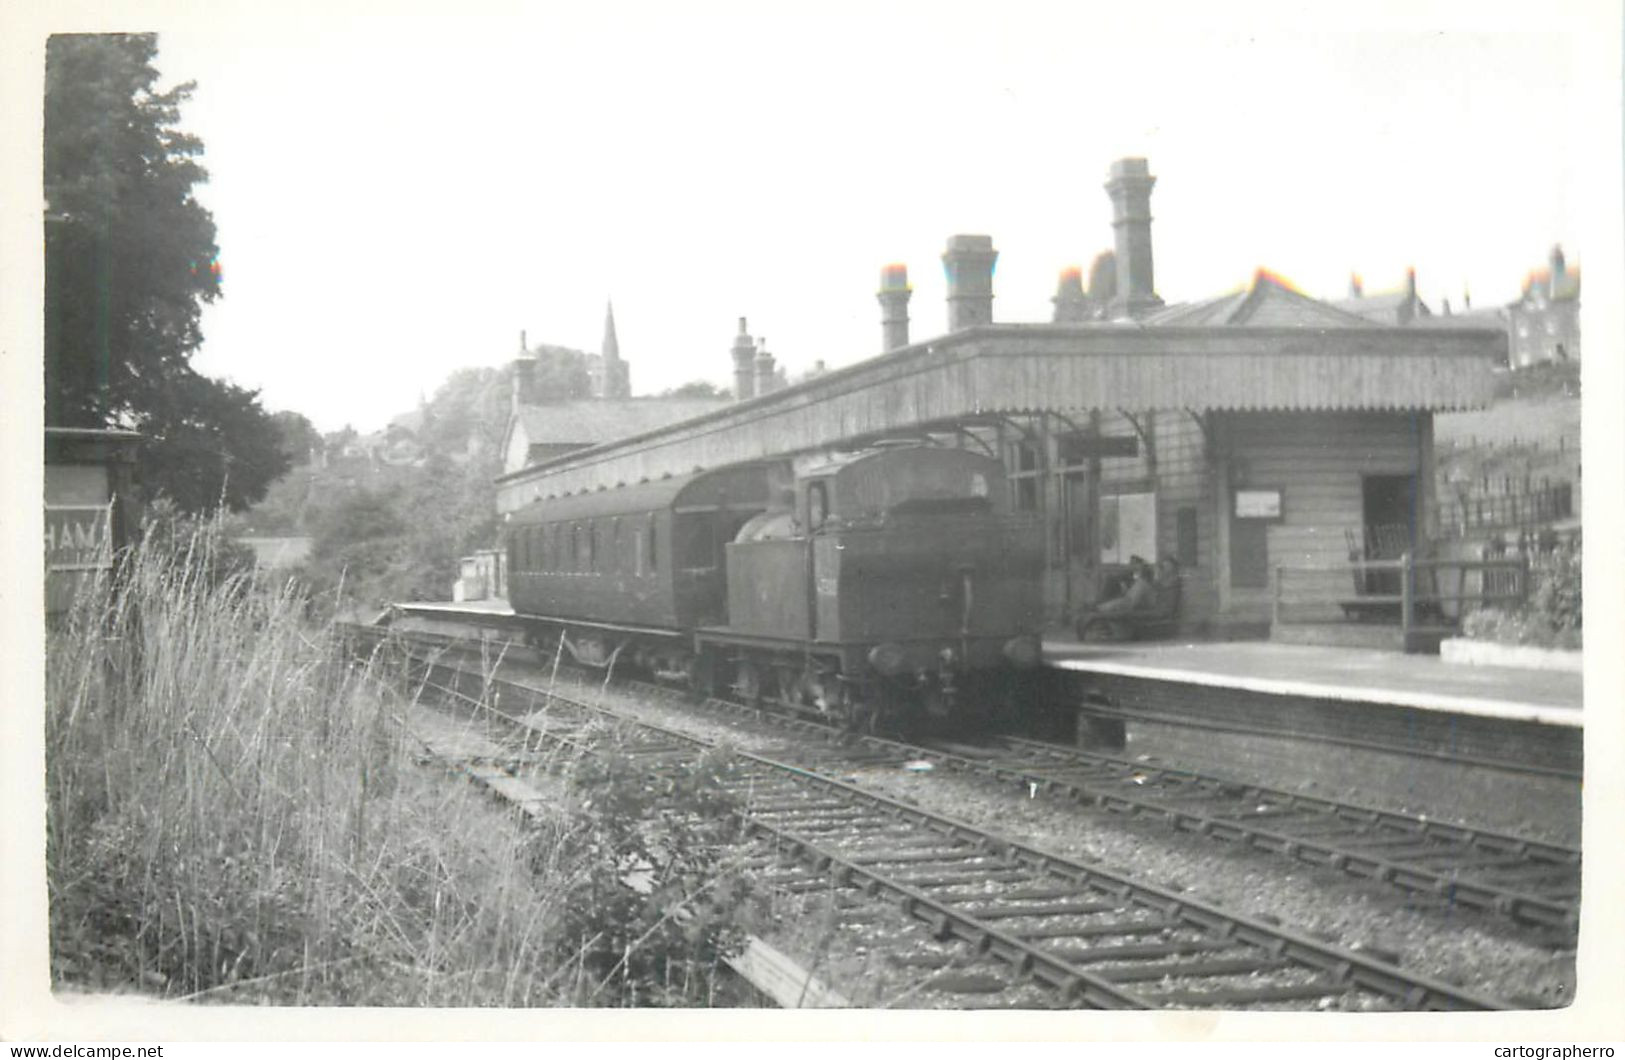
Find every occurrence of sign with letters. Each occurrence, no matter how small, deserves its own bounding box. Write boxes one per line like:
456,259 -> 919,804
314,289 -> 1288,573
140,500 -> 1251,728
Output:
45,503 -> 113,571
1234,489 -> 1282,519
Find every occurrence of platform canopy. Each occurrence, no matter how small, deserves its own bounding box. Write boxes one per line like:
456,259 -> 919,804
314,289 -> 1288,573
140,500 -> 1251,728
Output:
497,322 -> 1501,507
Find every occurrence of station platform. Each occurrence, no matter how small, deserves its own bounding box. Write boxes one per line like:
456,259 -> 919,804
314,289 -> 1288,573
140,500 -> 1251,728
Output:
1040,637 -> 1583,776
1043,638 -> 1581,725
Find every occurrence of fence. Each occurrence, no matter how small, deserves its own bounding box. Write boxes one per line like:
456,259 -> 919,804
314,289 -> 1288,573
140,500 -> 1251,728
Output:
1433,482 -> 1573,538
1272,552 -> 1529,639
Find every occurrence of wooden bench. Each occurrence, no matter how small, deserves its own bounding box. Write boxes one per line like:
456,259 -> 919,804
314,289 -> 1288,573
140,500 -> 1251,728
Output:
1076,578 -> 1182,642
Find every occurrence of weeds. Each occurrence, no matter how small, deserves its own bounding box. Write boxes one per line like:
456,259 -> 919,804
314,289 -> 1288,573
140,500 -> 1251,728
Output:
46,515 -> 750,1006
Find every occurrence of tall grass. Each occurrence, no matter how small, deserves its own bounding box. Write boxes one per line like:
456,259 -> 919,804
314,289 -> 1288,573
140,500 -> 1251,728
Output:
46,518 -> 575,1005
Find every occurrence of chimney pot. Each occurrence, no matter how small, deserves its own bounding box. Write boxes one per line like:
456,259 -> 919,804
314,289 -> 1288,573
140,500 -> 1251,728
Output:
1053,266 -> 1089,323
754,343 -> 777,395
512,356 -> 535,412
942,235 -> 998,331
877,263 -> 913,350
1104,158 -> 1162,319
731,319 -> 757,400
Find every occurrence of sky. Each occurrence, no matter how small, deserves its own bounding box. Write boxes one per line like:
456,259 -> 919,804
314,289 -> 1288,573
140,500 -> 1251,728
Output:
7,2 -> 1610,434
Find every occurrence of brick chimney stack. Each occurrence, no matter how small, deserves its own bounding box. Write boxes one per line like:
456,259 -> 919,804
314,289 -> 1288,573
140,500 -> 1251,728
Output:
1401,267 -> 1418,324
1549,245 -> 1567,293
512,330 -> 534,412
731,317 -> 757,400
1348,274 -> 1363,298
1105,158 -> 1163,319
1052,267 -> 1089,322
942,235 -> 997,331
877,264 -> 913,350
754,339 -> 777,395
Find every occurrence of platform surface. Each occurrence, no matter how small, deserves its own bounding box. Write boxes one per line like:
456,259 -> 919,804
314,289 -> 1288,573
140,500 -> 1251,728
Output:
397,598 -> 517,616
1043,637 -> 1582,727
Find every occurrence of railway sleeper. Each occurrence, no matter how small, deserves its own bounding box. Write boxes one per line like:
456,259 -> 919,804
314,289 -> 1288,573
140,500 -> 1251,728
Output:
887,868 -> 1033,889
847,848 -> 989,867
1046,939 -> 1249,965
1095,954 -> 1293,984
1014,919 -> 1179,941
1141,978 -> 1354,1009
946,900 -> 1123,921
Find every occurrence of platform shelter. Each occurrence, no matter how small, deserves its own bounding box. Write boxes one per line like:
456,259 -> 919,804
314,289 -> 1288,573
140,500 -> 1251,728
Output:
496,319 -> 1498,633
495,158 -> 1503,637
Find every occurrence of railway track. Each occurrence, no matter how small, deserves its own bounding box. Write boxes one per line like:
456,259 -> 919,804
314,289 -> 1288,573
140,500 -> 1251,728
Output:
665,685 -> 1580,937
354,625 -> 1508,1010
357,622 -> 1580,935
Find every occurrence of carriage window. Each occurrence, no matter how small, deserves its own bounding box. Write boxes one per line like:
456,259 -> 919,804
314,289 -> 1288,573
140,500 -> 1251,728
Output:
647,514 -> 659,572
571,524 -> 582,571
675,518 -> 715,569
611,518 -> 623,572
588,521 -> 599,572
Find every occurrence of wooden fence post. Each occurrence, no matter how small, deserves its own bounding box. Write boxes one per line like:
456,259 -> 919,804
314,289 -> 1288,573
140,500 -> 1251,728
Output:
1271,565 -> 1281,629
1400,551 -> 1413,637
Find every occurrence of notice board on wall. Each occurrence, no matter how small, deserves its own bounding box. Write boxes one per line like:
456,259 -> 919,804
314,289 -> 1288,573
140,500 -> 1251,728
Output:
1100,492 -> 1157,565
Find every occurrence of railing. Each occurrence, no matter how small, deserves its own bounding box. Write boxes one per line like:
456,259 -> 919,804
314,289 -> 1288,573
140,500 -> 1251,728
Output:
1272,553 -> 1529,639
1432,482 -> 1573,538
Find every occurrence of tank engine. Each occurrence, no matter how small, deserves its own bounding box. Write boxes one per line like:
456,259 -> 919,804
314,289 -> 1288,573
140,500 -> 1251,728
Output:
505,444 -> 1043,729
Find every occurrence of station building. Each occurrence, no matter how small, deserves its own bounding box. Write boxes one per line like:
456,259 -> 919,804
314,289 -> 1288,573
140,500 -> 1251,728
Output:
494,160 -> 1502,639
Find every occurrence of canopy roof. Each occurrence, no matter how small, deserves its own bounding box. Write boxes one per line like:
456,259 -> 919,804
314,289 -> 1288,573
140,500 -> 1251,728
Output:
497,322 -> 1501,507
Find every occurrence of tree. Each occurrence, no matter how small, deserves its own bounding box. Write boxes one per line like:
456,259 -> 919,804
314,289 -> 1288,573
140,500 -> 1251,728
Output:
664,379 -> 727,399
270,410 -> 323,467
136,371 -> 291,512
44,33 -> 286,513
529,344 -> 594,402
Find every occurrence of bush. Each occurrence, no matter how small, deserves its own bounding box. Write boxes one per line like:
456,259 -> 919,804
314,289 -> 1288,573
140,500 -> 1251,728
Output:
553,745 -> 758,1006
47,523 -> 755,1005
1461,533 -> 1581,650
47,524 -> 563,1004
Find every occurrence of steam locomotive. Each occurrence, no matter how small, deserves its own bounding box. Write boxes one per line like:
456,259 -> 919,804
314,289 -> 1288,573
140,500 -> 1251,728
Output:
504,444 -> 1044,729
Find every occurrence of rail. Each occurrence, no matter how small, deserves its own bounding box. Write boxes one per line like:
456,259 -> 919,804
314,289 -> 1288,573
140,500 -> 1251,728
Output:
1271,552 -> 1529,639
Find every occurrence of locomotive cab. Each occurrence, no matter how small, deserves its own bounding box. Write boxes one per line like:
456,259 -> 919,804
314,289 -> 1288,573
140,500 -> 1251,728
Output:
714,445 -> 1044,727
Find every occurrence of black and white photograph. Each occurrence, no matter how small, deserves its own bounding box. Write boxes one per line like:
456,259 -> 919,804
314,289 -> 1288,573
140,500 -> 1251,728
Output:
3,0 -> 1621,1048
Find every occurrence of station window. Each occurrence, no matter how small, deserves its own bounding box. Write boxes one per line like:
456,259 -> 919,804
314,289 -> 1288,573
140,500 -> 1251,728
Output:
1010,441 -> 1041,512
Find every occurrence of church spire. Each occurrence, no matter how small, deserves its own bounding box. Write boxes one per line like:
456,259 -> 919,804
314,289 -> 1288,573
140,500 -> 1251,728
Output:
602,301 -> 621,364
600,300 -> 630,398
